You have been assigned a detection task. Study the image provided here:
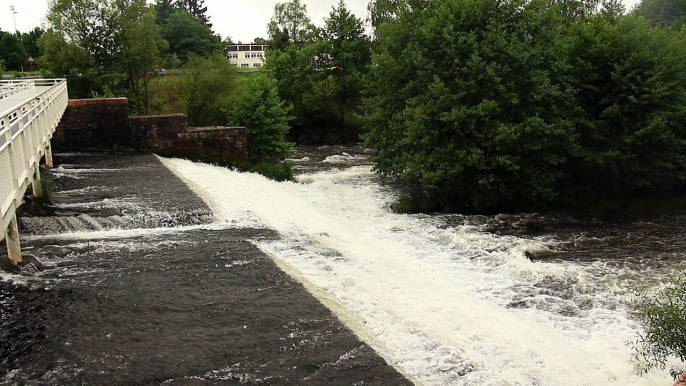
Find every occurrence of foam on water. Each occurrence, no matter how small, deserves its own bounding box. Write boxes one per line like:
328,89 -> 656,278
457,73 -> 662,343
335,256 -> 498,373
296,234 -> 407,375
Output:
163,156 -> 671,385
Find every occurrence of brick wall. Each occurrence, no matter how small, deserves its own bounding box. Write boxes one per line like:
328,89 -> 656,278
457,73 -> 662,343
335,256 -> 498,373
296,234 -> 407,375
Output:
53,98 -> 132,149
53,98 -> 248,165
130,114 -> 188,150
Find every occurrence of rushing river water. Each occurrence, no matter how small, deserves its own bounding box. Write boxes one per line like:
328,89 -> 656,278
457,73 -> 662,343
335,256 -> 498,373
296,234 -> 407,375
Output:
2,147 -> 685,385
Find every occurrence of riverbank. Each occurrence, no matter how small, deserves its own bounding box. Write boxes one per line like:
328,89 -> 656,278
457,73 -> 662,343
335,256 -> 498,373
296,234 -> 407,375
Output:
0,152 -> 411,385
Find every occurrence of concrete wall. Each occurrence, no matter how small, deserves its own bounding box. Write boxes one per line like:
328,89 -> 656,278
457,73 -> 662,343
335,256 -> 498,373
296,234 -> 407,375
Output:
53,98 -> 248,165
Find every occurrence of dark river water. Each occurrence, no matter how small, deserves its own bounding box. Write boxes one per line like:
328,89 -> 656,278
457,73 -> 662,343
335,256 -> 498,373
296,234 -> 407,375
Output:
0,151 -> 409,385
2,147 -> 685,385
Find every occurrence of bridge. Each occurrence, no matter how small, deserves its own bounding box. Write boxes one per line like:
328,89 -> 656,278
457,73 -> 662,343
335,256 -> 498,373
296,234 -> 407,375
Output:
1,79 -> 68,263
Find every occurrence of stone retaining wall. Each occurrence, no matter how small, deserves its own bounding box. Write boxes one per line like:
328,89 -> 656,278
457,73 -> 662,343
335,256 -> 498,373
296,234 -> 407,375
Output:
53,98 -> 247,164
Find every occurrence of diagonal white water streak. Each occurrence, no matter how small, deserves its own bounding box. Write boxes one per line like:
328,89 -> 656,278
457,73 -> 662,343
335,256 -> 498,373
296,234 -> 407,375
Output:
162,156 -> 671,386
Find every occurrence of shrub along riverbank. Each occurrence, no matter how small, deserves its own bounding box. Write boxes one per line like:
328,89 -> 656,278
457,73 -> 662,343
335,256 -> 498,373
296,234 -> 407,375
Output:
363,0 -> 686,214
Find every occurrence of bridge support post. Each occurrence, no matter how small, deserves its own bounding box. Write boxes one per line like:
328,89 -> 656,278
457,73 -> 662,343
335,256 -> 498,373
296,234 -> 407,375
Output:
5,215 -> 22,263
45,142 -> 53,168
32,167 -> 43,198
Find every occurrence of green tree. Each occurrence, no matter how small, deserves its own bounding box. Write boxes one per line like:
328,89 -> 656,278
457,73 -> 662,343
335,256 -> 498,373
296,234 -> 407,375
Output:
40,0 -> 164,105
115,0 -> 166,114
637,0 -> 686,29
268,0 -> 313,46
45,0 -> 120,68
169,53 -> 239,126
633,276 -> 686,379
228,75 -> 293,164
155,0 -> 177,24
565,13 -> 686,200
266,0 -> 371,136
161,10 -> 221,63
266,43 -> 317,126
0,31 -> 28,71
320,0 -> 371,124
367,0 -> 409,31
364,0 -> 577,212
21,27 -> 44,61
176,0 -> 212,29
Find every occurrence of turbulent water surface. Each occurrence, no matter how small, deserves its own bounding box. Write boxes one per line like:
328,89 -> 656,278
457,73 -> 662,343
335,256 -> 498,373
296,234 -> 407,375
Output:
1,147 -> 684,385
0,152 -> 409,385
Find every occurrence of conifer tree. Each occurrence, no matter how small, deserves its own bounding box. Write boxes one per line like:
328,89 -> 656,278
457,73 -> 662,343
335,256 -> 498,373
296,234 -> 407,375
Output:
155,0 -> 176,25
175,0 -> 212,29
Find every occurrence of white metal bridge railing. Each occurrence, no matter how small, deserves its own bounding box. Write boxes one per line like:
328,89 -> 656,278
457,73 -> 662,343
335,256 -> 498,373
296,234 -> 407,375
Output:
0,80 -> 36,101
1,79 -> 68,259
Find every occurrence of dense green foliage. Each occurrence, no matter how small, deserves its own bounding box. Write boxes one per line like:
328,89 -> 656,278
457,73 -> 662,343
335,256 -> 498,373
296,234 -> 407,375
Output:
267,0 -> 371,136
176,0 -> 212,29
0,31 -> 27,71
155,0 -> 212,28
38,0 -> 223,113
166,53 -> 239,126
268,0 -> 313,47
21,28 -> 44,61
160,10 -> 221,63
363,0 -> 686,213
633,277 -> 686,379
637,0 -> 686,29
38,175 -> 56,202
565,14 -> 686,200
228,75 -> 293,164
0,27 -> 43,72
39,0 -> 166,113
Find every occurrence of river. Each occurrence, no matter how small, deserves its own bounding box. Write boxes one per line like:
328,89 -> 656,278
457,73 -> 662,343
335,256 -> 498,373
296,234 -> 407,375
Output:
2,146 -> 684,385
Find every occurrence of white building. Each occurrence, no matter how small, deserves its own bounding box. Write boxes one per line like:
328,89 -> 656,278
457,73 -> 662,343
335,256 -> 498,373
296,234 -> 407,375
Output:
227,44 -> 268,69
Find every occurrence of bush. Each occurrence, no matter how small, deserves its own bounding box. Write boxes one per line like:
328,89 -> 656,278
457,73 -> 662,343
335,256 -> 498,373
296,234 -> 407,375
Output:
228,74 -> 293,164
249,161 -> 295,182
364,0 -> 576,212
363,0 -> 686,213
632,276 -> 686,379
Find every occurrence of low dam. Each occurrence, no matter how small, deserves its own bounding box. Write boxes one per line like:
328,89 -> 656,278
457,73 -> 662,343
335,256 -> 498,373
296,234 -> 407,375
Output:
2,145 -> 685,385
0,150 -> 409,385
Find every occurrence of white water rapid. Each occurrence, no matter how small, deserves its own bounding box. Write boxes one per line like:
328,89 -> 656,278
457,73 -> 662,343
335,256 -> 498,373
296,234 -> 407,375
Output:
162,153 -> 674,386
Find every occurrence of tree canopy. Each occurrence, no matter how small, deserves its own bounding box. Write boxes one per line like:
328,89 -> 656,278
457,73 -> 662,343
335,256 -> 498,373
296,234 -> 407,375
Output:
267,0 -> 371,136
161,10 -> 221,63
363,0 -> 686,212
40,0 -> 165,112
268,0 -> 313,47
637,0 -> 686,29
176,0 -> 212,29
0,31 -> 28,71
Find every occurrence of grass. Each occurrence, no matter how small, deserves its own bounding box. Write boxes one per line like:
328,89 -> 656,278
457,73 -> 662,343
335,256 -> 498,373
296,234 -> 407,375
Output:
37,175 -> 55,202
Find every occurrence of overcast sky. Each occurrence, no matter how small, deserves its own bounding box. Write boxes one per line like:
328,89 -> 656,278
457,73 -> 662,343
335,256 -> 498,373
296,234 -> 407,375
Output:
1,0 -> 643,43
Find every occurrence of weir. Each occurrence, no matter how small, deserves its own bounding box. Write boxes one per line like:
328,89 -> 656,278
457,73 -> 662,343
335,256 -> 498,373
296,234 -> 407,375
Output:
0,78 -> 68,262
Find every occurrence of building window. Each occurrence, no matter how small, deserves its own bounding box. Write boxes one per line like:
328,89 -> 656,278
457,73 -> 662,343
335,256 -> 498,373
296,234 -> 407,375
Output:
245,53 -> 250,58
241,63 -> 249,67
253,63 -> 261,67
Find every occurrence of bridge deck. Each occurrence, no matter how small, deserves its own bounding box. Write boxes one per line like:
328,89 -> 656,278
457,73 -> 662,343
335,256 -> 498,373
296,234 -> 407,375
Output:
0,86 -> 53,116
